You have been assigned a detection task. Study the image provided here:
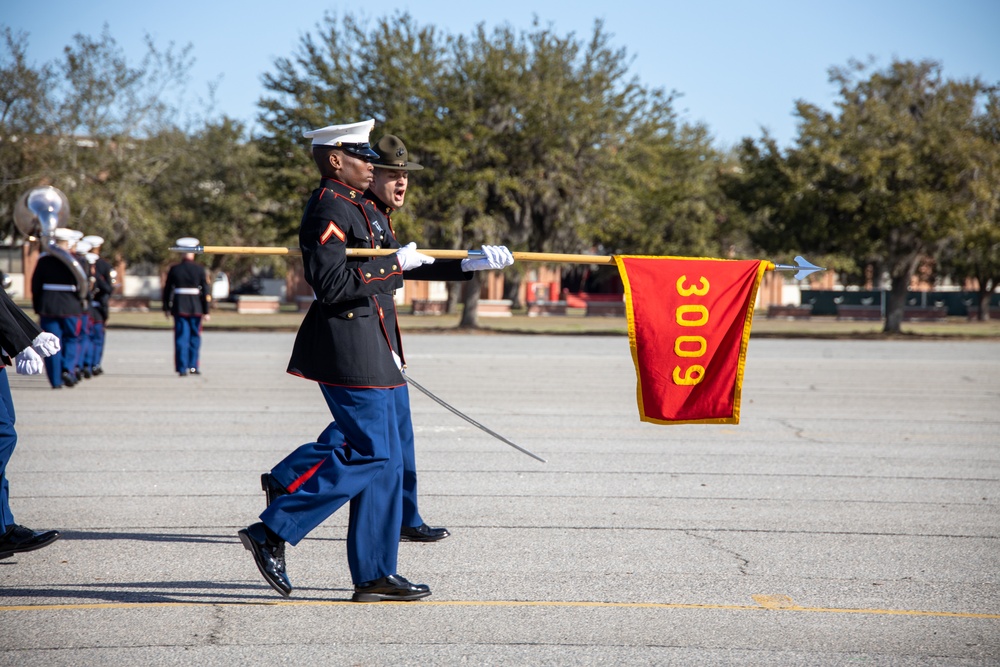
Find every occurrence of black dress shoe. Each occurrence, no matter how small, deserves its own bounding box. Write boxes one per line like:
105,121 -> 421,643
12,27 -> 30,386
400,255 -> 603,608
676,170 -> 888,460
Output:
400,523 -> 450,542
61,371 -> 76,387
0,525 -> 60,559
237,522 -> 291,597
189,368 -> 201,375
81,366 -> 92,379
91,365 -> 103,376
352,574 -> 431,602
261,473 -> 289,507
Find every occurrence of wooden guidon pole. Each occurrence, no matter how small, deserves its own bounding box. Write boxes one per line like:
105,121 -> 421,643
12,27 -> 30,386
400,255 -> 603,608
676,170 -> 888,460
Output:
184,245 -> 617,265
172,245 -> 822,277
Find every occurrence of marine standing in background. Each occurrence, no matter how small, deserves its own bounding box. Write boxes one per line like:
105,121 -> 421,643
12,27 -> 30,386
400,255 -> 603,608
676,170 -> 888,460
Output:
162,238 -> 211,376
0,287 -> 62,559
81,250 -> 109,379
72,240 -> 94,381
30,228 -> 85,389
82,235 -> 113,376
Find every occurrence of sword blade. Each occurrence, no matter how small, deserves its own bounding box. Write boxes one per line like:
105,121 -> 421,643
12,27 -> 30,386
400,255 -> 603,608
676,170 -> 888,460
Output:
404,374 -> 546,463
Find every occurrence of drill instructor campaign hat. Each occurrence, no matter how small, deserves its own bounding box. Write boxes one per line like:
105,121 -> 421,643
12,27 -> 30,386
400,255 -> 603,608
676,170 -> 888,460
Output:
303,119 -> 380,161
371,135 -> 423,171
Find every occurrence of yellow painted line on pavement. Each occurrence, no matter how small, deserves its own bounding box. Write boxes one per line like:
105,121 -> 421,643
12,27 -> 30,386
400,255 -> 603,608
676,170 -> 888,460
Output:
0,596 -> 998,619
752,594 -> 798,609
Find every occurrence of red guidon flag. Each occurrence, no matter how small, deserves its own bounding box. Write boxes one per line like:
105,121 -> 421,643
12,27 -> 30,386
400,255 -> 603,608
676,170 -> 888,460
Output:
614,256 -> 770,425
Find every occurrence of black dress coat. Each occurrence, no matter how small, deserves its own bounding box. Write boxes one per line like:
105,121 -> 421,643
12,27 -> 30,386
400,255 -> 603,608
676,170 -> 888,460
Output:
162,260 -> 210,317
287,178 -> 470,388
30,254 -> 84,318
92,257 -> 114,322
0,289 -> 43,365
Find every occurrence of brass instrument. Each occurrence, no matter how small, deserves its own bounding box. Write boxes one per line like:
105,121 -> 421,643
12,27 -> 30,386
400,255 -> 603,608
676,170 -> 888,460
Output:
13,187 -> 90,308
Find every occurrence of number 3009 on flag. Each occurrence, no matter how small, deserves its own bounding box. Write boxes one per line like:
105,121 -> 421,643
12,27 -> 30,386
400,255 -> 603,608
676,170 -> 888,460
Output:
673,275 -> 709,386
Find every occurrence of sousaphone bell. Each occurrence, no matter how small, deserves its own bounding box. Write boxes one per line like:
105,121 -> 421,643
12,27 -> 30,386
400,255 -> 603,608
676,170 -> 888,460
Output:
13,186 -> 90,306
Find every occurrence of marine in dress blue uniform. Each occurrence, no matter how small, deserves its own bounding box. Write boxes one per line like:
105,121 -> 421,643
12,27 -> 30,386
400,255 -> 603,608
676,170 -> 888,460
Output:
260,134 -> 514,543
72,240 -> 94,380
0,287 -> 61,560
82,236 -> 113,377
162,238 -> 210,376
238,120 -> 458,602
30,229 -> 85,389
79,249 -> 109,378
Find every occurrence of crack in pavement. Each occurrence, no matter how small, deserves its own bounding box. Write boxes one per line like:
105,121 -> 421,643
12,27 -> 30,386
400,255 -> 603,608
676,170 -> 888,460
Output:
685,530 -> 750,575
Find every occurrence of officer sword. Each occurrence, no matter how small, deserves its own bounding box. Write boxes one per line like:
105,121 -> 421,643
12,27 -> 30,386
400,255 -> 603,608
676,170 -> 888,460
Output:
403,373 -> 547,463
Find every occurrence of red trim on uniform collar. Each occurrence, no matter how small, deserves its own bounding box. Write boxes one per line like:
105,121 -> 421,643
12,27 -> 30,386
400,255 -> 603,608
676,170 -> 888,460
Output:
321,177 -> 365,197
364,190 -> 394,216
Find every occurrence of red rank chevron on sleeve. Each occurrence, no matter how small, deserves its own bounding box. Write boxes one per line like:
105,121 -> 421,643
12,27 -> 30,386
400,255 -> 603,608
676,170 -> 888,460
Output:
614,256 -> 768,425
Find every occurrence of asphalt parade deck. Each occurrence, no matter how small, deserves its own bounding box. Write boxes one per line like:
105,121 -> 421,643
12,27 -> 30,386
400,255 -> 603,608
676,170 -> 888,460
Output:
1,331 -> 998,665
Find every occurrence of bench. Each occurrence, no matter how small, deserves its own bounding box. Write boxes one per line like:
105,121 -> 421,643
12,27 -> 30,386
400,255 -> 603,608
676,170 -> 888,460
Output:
965,305 -> 993,321
235,295 -> 280,314
837,304 -> 949,321
585,300 -> 626,317
902,306 -> 947,322
478,299 -> 513,317
109,296 -> 151,312
411,299 -> 448,315
766,305 -> 812,320
527,301 -> 568,317
836,305 -> 882,320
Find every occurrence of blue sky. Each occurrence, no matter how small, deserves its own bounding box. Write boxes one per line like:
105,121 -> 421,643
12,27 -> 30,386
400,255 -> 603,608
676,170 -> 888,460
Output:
4,0 -> 998,148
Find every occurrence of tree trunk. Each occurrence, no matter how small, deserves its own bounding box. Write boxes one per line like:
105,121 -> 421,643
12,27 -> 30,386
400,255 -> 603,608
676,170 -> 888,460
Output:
883,279 -> 908,334
458,274 -> 481,329
445,282 -> 459,315
977,278 -> 994,321
883,252 -> 923,334
503,274 -> 522,309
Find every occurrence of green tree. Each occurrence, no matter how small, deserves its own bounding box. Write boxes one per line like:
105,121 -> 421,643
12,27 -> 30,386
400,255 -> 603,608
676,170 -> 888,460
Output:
726,59 -> 991,333
600,122 -> 745,257
146,118 -> 279,283
0,28 -> 58,237
938,88 -> 1000,320
442,20 -> 696,325
256,14 -> 708,327
53,27 -> 194,264
1,24 -> 195,265
256,13 -> 451,242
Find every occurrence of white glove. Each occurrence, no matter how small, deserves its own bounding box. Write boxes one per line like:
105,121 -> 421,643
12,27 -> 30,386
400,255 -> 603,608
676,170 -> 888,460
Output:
32,332 -> 61,358
396,242 -> 435,271
15,347 -> 44,375
461,245 -> 514,272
